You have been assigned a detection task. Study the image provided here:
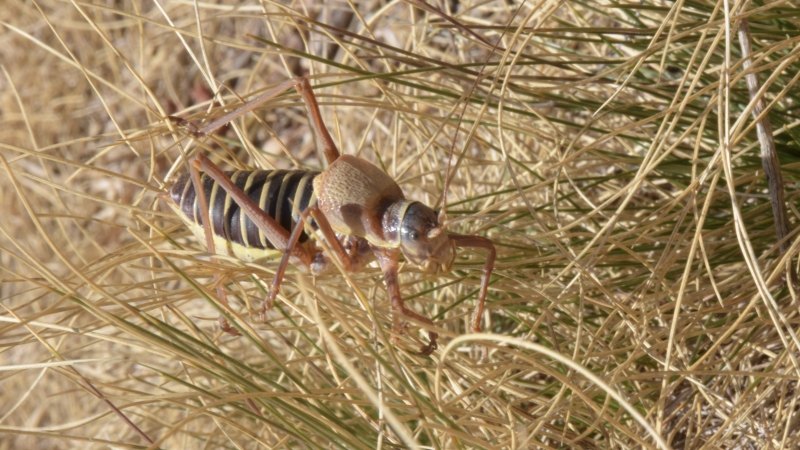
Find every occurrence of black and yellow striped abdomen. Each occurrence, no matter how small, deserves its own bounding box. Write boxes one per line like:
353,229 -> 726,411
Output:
169,170 -> 320,262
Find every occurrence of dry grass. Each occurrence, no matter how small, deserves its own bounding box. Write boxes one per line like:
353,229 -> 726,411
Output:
2,0 -> 800,448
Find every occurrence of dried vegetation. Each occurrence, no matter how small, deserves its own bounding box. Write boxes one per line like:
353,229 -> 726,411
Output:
2,0 -> 800,448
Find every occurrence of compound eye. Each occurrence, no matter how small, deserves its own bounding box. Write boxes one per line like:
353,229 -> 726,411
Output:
401,202 -> 437,245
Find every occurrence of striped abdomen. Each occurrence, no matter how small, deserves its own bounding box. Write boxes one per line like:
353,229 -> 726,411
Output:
169,170 -> 320,261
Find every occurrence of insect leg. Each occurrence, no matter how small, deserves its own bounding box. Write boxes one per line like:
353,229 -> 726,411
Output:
373,247 -> 438,356
293,77 -> 340,165
266,204 -> 368,320
192,78 -> 300,137
184,77 -> 340,165
189,157 -> 240,335
448,234 -> 496,333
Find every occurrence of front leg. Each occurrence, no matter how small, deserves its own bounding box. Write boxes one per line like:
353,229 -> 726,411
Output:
449,234 -> 496,334
373,247 -> 438,356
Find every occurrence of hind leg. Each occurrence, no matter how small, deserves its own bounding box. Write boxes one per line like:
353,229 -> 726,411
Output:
187,77 -> 340,165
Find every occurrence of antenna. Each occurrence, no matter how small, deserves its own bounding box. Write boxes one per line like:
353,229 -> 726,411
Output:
430,2 -> 526,237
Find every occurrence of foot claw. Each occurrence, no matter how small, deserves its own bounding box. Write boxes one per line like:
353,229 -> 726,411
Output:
219,316 -> 240,336
392,316 -> 438,356
167,115 -> 201,137
390,320 -> 407,345
416,338 -> 438,357
260,293 -> 276,322
417,330 -> 438,356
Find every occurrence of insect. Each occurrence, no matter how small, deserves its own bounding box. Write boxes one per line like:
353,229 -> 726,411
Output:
165,77 -> 495,355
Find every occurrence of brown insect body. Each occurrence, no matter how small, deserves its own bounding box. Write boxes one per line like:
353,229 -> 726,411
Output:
168,77 -> 495,356
315,154 -> 456,271
315,154 -> 403,247
167,168 -> 374,275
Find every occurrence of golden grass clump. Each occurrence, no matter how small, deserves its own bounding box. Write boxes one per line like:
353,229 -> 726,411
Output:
2,0 -> 800,448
